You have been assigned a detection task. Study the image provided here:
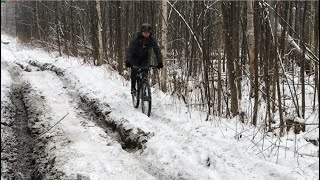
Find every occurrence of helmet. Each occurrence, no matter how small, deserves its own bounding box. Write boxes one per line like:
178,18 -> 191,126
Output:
141,23 -> 152,32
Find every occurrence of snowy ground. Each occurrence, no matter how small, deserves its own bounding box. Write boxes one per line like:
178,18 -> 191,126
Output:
1,34 -> 319,180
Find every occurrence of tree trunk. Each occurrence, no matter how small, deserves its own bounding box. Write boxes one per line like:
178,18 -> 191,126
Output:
55,2 -> 61,57
252,1 -> 260,126
217,12 -> 223,116
264,4 -> 272,131
312,1 -> 319,111
96,0 -> 104,65
70,1 -> 78,57
161,0 -> 168,92
300,1 -> 308,120
247,0 -> 255,97
202,2 -> 211,117
116,1 -> 123,73
222,2 -> 239,117
108,1 -> 114,63
271,1 -> 277,114
233,2 -> 242,100
35,2 -> 41,41
62,1 -> 69,56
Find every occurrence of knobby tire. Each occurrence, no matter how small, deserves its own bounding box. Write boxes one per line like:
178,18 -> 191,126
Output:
132,87 -> 139,108
141,83 -> 152,117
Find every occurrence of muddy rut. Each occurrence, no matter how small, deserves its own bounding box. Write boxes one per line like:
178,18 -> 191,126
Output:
1,60 -> 181,180
1,62 -> 64,179
26,60 -> 152,151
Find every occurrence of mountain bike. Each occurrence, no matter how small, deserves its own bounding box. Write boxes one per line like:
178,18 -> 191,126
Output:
131,65 -> 157,117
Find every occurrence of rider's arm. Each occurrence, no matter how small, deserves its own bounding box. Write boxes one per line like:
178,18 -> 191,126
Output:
126,35 -> 138,65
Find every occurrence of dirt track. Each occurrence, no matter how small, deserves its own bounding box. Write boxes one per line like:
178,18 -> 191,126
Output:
1,60 -> 177,180
1,62 -> 64,179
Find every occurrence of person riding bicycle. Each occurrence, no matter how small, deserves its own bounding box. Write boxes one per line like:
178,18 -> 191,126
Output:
125,23 -> 163,95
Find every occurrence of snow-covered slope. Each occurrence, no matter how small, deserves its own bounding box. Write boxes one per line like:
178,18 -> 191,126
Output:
1,34 -> 319,180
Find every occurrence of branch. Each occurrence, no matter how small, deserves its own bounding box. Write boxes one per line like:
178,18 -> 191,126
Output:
36,112 -> 69,139
166,0 -> 203,54
263,1 -> 319,65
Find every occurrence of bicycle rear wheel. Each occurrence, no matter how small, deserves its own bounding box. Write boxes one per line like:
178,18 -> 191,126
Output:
141,84 -> 152,117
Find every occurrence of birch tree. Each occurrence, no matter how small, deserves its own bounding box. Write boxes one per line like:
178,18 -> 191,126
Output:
161,0 -> 167,92
312,1 -> 319,111
247,0 -> 255,97
96,0 -> 104,65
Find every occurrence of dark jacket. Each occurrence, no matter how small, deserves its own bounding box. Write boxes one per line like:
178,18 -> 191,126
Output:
126,32 -> 162,67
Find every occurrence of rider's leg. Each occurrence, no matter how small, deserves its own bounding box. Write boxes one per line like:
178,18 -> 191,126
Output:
131,69 -> 137,94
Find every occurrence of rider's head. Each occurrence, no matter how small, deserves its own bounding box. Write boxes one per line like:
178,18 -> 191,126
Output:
141,23 -> 152,38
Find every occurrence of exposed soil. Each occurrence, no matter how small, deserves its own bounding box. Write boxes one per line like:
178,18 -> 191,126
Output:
1,60 -> 178,180
1,62 -> 65,179
27,60 -> 152,151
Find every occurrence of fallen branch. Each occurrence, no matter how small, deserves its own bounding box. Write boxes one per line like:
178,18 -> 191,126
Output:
36,112 -> 69,139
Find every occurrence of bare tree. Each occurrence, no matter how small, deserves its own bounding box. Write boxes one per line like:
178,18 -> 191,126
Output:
4,0 -> 318,134
300,1 -> 308,120
115,1 -> 123,73
161,0 -> 168,92
217,11 -> 223,116
222,1 -> 239,117
247,0 -> 255,97
252,1 -> 260,126
96,0 -> 104,65
311,1 -> 319,111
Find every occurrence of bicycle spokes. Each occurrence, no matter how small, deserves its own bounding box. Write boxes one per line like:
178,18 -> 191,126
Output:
141,85 -> 151,117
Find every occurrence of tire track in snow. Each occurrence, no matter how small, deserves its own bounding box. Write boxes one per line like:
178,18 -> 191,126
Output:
23,60 -> 223,180
2,42 -> 178,179
27,60 -> 152,151
13,60 -> 228,180
1,61 -> 65,180
12,61 -> 158,179
16,60 -> 180,180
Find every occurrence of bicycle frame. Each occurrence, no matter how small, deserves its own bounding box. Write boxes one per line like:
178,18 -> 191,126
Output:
137,70 -> 149,97
131,65 -> 157,116
133,65 -> 156,94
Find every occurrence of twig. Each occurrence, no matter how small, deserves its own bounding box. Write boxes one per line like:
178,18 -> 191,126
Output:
36,112 -> 69,139
282,170 -> 307,180
256,138 -> 280,156
308,161 -> 320,168
285,133 -> 289,158
297,153 -> 318,158
276,137 -> 281,164
217,118 -> 225,138
219,121 -> 266,159
272,123 -> 320,130
248,138 -> 266,161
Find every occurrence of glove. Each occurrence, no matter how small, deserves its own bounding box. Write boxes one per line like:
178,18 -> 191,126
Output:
126,61 -> 131,68
157,62 -> 163,69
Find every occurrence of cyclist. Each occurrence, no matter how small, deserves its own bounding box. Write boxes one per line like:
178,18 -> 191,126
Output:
125,23 -> 163,95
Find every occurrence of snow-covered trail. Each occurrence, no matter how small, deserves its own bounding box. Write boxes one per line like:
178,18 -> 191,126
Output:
1,34 -> 318,180
1,60 -> 158,179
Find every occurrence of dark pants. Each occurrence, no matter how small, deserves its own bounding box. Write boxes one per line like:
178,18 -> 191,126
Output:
131,69 -> 137,91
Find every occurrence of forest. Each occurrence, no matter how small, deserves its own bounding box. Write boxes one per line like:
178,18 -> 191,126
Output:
1,0 -> 319,137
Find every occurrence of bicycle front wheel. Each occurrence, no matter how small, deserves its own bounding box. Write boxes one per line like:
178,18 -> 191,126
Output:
141,84 -> 152,117
132,88 -> 139,108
